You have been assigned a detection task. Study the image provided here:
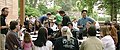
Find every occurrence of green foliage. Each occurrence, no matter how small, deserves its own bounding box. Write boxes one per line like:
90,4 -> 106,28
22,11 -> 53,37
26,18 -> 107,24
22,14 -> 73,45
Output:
25,5 -> 40,16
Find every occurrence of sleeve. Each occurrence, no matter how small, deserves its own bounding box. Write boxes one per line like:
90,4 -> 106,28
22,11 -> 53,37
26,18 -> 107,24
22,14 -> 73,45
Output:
10,34 -> 21,48
46,41 -> 53,47
75,39 -> 79,50
101,37 -> 107,49
77,19 -> 81,26
80,41 -> 85,50
46,41 -> 53,50
67,16 -> 71,22
88,18 -> 95,24
21,41 -> 24,48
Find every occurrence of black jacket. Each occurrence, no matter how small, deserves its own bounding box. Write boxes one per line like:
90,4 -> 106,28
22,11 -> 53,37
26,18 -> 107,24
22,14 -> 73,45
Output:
54,36 -> 79,50
62,15 -> 71,26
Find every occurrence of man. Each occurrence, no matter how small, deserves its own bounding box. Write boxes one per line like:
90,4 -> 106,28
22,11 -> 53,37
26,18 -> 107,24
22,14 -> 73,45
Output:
39,12 -> 52,24
0,7 -> 9,35
59,10 -> 71,26
6,21 -> 21,50
77,10 -> 95,37
67,22 -> 79,38
0,7 -> 9,50
80,26 -> 103,50
55,10 -> 63,25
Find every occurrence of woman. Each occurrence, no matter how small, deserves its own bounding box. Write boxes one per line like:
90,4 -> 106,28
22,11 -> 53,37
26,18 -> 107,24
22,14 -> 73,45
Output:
54,26 -> 79,50
109,25 -> 118,46
26,23 -> 34,33
101,26 -> 115,50
33,27 -> 53,50
34,20 -> 42,31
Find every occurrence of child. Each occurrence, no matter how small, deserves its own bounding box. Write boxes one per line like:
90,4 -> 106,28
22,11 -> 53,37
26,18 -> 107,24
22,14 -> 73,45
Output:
21,33 -> 33,50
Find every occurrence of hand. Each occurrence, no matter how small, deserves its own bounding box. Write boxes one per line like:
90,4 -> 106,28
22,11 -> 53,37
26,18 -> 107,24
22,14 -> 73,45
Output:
6,24 -> 9,28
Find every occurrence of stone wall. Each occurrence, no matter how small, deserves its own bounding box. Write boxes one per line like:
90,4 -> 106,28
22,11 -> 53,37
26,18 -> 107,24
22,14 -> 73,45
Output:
0,0 -> 18,24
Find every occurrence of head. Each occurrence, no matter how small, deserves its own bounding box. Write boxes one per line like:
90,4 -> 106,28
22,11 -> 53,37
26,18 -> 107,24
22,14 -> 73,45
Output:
10,21 -> 20,32
81,10 -> 87,18
87,26 -> 97,36
61,26 -> 73,40
28,23 -> 33,28
104,20 -> 111,26
24,33 -> 31,43
46,12 -> 51,17
44,22 -> 49,28
35,20 -> 42,27
1,7 -> 9,17
34,27 -> 48,47
72,18 -> 77,22
86,21 -> 92,29
100,26 -> 110,36
59,10 -> 65,16
67,22 -> 73,29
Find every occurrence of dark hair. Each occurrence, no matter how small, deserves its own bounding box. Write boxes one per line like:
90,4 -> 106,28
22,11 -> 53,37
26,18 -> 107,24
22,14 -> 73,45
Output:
24,33 -> 31,43
88,26 -> 97,36
67,22 -> 73,26
81,10 -> 87,13
1,7 -> 8,12
47,12 -> 51,15
59,10 -> 65,14
104,20 -> 111,25
34,20 -> 42,30
10,21 -> 18,30
34,27 -> 48,47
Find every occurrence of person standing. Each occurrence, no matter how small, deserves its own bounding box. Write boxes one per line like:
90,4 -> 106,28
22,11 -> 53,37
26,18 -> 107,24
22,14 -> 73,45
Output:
39,12 -> 52,24
59,10 -> 71,26
0,7 -> 9,50
101,27 -> 115,50
6,21 -> 21,50
21,33 -> 33,50
0,7 -> 9,35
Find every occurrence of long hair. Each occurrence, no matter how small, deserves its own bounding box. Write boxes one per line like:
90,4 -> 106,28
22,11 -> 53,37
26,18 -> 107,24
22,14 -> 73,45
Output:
109,26 -> 118,45
24,33 -> 31,43
61,26 -> 73,41
34,27 -> 48,47
100,26 -> 110,36
34,20 -> 42,30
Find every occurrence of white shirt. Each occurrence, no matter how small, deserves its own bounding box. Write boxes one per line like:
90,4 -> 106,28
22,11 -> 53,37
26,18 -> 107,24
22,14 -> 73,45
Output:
101,35 -> 115,50
33,40 -> 53,50
72,22 -> 78,28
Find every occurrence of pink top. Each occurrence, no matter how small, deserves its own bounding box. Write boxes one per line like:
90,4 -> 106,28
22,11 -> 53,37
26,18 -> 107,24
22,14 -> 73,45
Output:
21,41 -> 33,50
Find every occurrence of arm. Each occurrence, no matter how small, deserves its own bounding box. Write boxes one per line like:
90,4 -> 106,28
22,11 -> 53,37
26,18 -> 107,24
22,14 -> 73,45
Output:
80,41 -> 85,50
77,19 -> 83,28
88,18 -> 96,25
10,33 -> 21,48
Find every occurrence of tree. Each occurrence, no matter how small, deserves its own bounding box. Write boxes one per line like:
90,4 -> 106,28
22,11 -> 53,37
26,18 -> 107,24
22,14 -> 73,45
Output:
102,0 -> 120,21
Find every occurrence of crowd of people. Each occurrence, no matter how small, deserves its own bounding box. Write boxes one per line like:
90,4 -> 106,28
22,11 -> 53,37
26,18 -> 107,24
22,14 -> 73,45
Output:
0,7 -> 120,50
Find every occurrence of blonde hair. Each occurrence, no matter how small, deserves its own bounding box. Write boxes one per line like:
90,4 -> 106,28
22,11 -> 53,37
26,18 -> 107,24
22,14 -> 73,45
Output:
100,26 -> 110,36
61,26 -> 73,40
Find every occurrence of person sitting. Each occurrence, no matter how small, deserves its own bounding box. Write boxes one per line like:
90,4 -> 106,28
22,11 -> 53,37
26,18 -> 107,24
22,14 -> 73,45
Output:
26,23 -> 34,33
33,27 -> 53,50
54,26 -> 79,50
80,26 -> 103,50
101,26 -> 115,50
